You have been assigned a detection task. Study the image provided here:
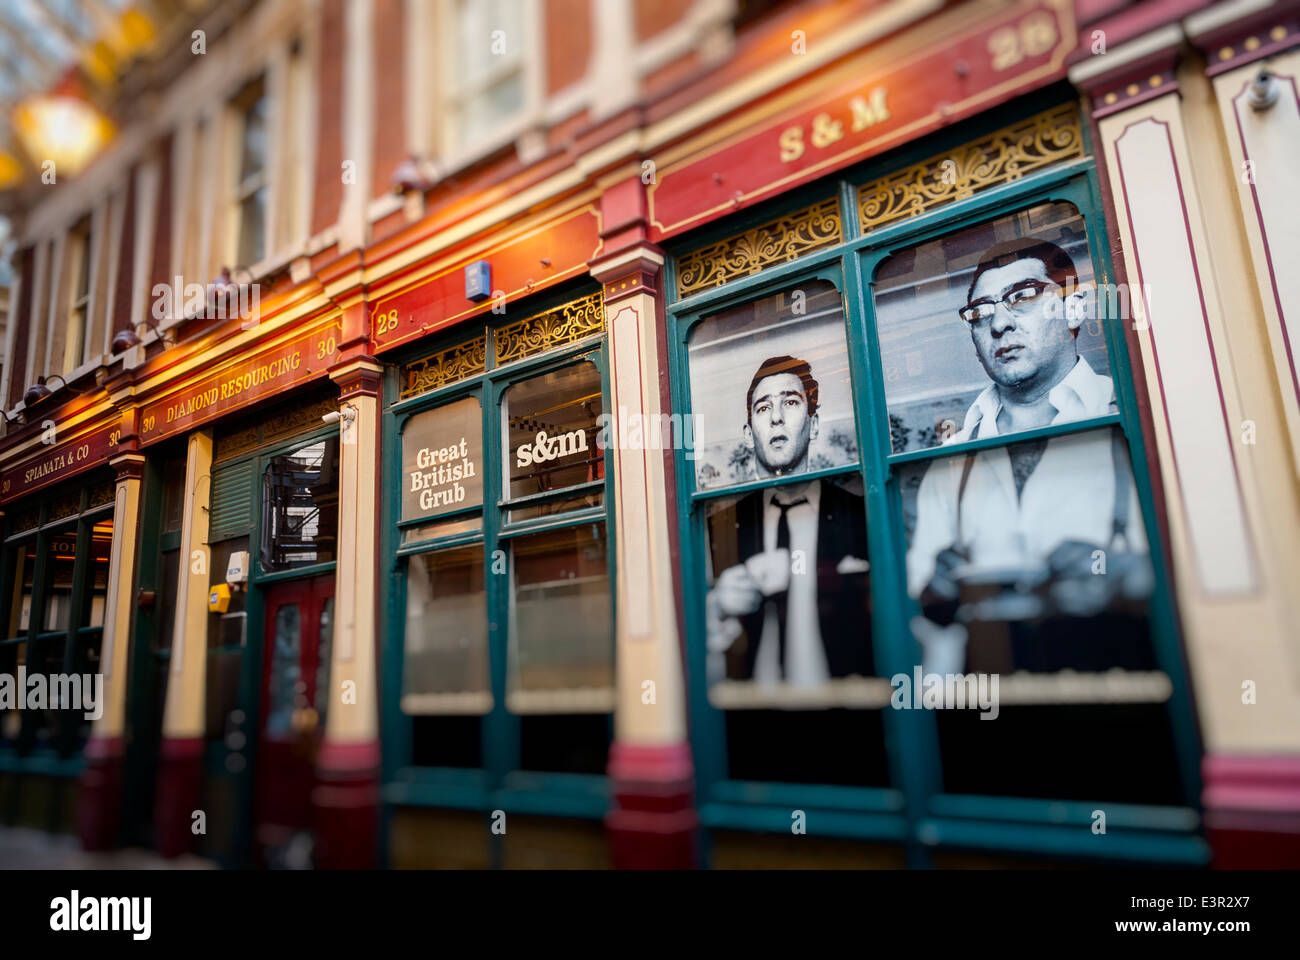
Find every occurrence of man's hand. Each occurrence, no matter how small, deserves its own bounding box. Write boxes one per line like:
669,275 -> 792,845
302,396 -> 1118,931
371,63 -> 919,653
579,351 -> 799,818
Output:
712,562 -> 764,617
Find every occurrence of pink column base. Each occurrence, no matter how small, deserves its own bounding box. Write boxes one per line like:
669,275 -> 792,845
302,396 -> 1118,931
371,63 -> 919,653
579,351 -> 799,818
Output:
154,736 -> 204,858
605,741 -> 698,869
1202,754 -> 1300,869
313,739 -> 380,869
78,735 -> 124,851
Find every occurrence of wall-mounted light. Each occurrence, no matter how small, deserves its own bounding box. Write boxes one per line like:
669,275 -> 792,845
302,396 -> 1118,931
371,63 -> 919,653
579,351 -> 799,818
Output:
22,373 -> 87,408
390,154 -> 440,195
1249,66 -> 1280,111
111,320 -> 177,354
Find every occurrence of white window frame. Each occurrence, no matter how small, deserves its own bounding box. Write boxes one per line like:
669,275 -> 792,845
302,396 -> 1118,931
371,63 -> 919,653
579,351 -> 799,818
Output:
226,76 -> 271,272
434,0 -> 545,171
61,216 -> 93,376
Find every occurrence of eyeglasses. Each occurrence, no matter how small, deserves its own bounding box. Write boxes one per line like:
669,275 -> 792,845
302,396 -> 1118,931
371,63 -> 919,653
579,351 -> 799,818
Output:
959,280 -> 1057,325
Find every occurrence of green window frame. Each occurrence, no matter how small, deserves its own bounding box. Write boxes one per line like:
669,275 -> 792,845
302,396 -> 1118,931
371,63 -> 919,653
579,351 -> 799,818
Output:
381,287 -> 617,839
0,475 -> 116,777
665,105 -> 1206,867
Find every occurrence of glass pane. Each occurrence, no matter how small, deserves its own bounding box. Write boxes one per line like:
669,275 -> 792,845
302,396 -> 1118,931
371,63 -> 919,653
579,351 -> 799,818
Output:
502,361 -> 603,501
81,518 -> 112,629
873,202 -> 1113,453
703,473 -> 875,708
162,456 -> 188,533
902,428 -> 1180,805
688,279 -> 857,491
402,514 -> 482,545
65,304 -> 87,374
44,530 -> 79,632
508,489 -> 602,524
401,396 -> 484,523
316,596 -> 333,727
902,426 -> 1156,674
238,90 -> 268,182
25,635 -> 66,748
507,523 -> 612,713
0,640 -> 17,742
402,544 -> 490,714
457,76 -> 525,146
7,543 -> 35,637
261,437 -> 339,571
264,603 -> 302,737
236,186 -> 266,267
157,548 -> 180,651
456,0 -> 524,83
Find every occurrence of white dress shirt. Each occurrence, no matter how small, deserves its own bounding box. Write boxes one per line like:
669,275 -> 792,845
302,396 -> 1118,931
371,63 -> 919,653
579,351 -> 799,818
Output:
753,480 -> 830,686
906,357 -> 1144,597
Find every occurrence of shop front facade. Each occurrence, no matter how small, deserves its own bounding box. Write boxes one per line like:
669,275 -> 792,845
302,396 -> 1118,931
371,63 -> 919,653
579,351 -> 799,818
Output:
1,0 -> 1297,869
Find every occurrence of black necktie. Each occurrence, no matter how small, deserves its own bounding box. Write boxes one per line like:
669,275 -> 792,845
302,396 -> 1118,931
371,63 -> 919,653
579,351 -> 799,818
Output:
772,496 -> 808,676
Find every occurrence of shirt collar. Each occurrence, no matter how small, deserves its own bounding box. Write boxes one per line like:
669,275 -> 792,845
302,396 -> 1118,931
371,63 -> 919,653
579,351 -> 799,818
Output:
767,478 -> 820,511
958,357 -> 1112,439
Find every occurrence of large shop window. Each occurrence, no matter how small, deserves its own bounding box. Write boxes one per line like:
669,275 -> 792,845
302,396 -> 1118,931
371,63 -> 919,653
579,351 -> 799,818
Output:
671,146 -> 1197,860
687,277 -> 890,787
0,477 -> 115,756
390,292 -> 613,805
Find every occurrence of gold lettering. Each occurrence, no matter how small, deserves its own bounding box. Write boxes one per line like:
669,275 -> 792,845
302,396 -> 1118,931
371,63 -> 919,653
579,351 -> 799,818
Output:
810,113 -> 844,149
849,88 -> 890,131
778,126 -> 804,163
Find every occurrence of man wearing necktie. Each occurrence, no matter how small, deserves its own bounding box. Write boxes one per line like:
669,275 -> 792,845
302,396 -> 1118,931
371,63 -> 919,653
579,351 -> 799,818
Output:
706,356 -> 872,686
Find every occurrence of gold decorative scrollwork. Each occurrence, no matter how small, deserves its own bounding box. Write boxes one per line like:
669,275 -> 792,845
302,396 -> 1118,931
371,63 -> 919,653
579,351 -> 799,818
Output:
87,480 -> 115,508
493,292 -> 605,366
262,397 -> 341,444
403,335 -> 488,399
858,104 -> 1083,232
47,490 -> 82,522
12,504 -> 40,532
675,198 -> 842,298
215,425 -> 260,462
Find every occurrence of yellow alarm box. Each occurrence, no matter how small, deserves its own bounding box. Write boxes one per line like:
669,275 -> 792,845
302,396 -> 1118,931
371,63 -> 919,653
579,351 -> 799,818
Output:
208,583 -> 232,614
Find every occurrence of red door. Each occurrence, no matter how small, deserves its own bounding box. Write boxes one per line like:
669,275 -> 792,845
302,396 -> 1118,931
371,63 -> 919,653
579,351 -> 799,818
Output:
254,573 -> 334,866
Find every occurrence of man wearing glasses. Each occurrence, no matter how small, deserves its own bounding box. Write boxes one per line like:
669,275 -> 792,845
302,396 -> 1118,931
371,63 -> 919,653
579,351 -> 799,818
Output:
905,238 -> 1148,669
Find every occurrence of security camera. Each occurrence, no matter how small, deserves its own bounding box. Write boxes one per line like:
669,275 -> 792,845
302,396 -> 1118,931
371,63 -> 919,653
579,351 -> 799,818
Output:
322,405 -> 358,425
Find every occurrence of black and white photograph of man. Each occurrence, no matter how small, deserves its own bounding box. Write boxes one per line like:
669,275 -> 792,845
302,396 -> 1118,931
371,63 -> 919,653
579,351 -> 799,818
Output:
903,237 -> 1153,672
705,355 -> 872,688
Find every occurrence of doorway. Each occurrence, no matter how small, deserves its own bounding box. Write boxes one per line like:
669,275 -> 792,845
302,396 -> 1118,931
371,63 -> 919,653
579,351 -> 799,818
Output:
253,572 -> 334,867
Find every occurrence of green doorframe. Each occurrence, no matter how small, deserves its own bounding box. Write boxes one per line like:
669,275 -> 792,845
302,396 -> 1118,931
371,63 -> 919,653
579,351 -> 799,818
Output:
664,106 -> 1206,867
122,453 -> 175,849
209,421 -> 339,867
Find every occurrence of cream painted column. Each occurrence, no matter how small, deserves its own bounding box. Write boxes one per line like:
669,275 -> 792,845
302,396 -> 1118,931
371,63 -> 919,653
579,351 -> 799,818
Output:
1094,71 -> 1300,759
593,240 -> 697,868
155,428 -> 212,856
324,360 -> 381,746
602,252 -> 687,749
315,358 -> 382,869
92,452 -> 147,743
162,429 -> 213,740
79,448 -> 145,851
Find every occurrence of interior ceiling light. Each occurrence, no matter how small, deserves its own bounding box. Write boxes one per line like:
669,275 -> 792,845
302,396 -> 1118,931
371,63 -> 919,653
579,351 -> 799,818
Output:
12,95 -> 114,178
0,151 -> 22,189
